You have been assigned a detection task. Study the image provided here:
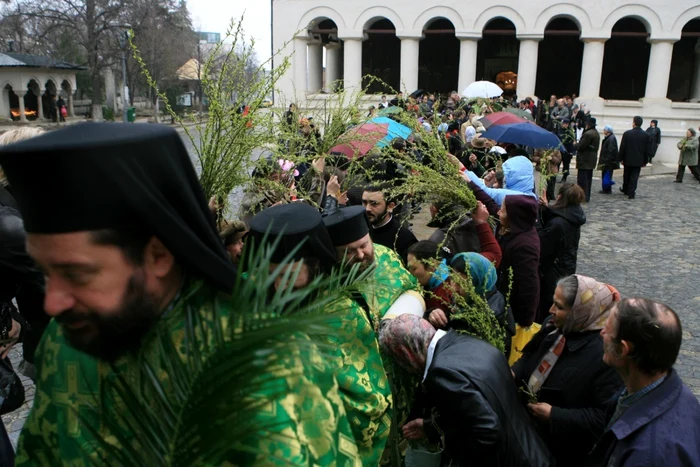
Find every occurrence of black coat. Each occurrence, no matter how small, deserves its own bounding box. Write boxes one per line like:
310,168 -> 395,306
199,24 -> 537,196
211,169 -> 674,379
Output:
597,134 -> 620,170
537,204 -> 586,319
424,331 -> 554,467
575,128 -> 600,170
512,322 -> 623,467
619,127 -> 652,167
369,216 -> 417,262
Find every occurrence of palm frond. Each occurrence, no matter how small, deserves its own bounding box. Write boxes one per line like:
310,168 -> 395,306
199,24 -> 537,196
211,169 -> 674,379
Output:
78,233 -> 374,466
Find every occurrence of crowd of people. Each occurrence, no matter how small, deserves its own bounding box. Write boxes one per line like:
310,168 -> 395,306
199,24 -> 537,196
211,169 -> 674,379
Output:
0,86 -> 697,467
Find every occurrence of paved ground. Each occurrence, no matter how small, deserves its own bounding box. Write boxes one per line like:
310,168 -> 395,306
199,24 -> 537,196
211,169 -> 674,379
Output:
3,162 -> 699,449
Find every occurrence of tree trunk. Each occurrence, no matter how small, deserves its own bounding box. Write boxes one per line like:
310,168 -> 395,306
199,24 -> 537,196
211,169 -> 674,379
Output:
154,96 -> 160,123
86,0 -> 103,121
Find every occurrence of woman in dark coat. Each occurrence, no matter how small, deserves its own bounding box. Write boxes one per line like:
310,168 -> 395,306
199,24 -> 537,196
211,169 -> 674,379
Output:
574,117 -> 600,202
645,119 -> 661,165
512,274 -> 623,467
497,195 -> 540,327
537,183 -> 586,322
597,125 -> 620,194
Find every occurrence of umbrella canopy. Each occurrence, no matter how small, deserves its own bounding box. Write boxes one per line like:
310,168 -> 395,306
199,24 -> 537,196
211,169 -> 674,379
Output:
479,111 -> 527,129
409,89 -> 425,99
480,122 -> 564,150
505,107 -> 535,121
329,123 -> 389,159
378,105 -> 402,116
462,81 -> 503,99
369,116 -> 413,147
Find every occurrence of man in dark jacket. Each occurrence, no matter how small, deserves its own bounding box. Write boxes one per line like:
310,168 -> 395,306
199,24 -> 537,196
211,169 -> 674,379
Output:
598,126 -> 620,194
380,314 -> 554,467
498,195 -> 540,327
589,298 -> 700,466
362,185 -> 417,262
575,117 -> 600,202
618,116 -> 651,199
557,119 -> 576,182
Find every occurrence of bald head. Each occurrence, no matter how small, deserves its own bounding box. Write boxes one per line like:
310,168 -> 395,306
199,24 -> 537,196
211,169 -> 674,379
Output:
612,298 -> 682,375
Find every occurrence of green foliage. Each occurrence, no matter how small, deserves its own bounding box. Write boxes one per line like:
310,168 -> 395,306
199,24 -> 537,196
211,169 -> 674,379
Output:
78,235 -> 375,465
102,106 -> 115,122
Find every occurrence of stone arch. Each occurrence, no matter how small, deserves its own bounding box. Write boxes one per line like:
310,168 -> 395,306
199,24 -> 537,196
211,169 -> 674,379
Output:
533,3 -> 592,37
60,78 -> 74,95
297,7 -> 346,34
413,6 -> 464,32
602,5 -> 663,37
24,76 -> 41,90
354,6 -> 405,31
672,6 -> 700,36
472,6 -> 526,33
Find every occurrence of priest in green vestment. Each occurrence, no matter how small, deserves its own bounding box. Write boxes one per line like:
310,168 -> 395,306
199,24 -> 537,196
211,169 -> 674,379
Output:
0,123 -> 361,466
248,203 -> 392,466
323,207 -> 425,465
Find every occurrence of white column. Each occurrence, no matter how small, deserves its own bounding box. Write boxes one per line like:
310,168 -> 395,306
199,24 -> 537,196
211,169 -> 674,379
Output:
68,91 -> 75,117
643,39 -> 676,100
293,36 -> 308,100
516,38 -> 541,99
36,89 -> 45,120
342,38 -> 363,91
578,39 -> 606,100
399,36 -> 420,93
16,90 -> 27,122
307,42 -> 323,93
325,43 -> 341,92
457,37 -> 479,94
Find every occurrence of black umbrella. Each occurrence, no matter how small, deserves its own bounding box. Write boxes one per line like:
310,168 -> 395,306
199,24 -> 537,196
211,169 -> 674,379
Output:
409,89 -> 425,99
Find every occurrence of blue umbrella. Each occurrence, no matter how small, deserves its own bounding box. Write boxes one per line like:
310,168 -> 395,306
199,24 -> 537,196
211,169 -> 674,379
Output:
481,122 -> 564,150
369,116 -> 413,148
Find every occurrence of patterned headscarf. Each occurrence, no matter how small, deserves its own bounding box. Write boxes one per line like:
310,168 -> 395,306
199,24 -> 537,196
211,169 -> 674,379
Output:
450,252 -> 498,296
378,314 -> 436,375
561,274 -> 620,335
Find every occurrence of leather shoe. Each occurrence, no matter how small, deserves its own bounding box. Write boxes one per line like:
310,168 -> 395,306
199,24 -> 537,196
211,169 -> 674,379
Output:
619,187 -> 627,194
673,180 -> 682,183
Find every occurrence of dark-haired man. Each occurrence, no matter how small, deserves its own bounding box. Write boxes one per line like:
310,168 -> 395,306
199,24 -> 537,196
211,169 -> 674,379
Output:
589,298 -> 700,466
362,185 -> 417,262
618,116 -> 651,199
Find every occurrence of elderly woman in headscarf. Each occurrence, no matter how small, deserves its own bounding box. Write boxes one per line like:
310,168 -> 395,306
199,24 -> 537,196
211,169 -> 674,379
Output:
597,125 -> 619,194
379,314 -> 554,466
511,274 -> 623,467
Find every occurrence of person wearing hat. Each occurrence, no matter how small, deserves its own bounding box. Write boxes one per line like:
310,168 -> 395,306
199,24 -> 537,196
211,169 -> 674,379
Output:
575,117 -> 601,202
249,203 -> 392,465
323,206 -> 424,463
219,220 -> 248,265
0,124 -> 358,466
323,206 -> 421,324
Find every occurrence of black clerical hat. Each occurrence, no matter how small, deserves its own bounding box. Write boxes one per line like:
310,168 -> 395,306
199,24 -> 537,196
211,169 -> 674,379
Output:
323,206 -> 370,247
0,122 -> 237,292
248,203 -> 337,270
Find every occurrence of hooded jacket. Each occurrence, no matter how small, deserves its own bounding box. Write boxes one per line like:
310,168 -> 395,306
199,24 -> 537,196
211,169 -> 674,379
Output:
498,195 -> 540,327
466,156 -> 536,206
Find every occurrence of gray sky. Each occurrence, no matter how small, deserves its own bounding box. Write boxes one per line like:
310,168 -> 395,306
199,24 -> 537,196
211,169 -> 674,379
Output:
186,1 -> 272,63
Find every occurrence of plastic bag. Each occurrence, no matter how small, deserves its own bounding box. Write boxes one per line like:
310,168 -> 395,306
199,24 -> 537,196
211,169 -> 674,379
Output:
405,442 -> 442,467
508,323 -> 542,366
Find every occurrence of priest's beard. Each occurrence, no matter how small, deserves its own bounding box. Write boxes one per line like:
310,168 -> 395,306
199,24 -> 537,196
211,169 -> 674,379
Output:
56,271 -> 161,362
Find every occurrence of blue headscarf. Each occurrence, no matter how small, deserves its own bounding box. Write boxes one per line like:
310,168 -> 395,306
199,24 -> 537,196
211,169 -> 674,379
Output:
450,252 -> 497,296
428,259 -> 450,290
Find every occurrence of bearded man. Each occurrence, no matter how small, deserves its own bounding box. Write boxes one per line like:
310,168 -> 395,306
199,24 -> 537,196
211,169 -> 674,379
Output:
1,124 -> 359,465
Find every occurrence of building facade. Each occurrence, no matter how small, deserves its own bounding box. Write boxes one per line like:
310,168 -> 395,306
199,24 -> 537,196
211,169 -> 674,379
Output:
272,0 -> 700,164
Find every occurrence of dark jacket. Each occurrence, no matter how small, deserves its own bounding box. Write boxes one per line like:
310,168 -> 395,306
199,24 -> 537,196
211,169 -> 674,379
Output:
370,216 -> 417,262
513,321 -> 623,467
597,133 -> 620,170
537,204 -> 586,319
587,369 -> 700,467
428,205 -> 481,256
619,127 -> 651,168
424,331 -> 555,467
498,196 -> 540,327
575,127 -> 601,170
646,125 -> 661,146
